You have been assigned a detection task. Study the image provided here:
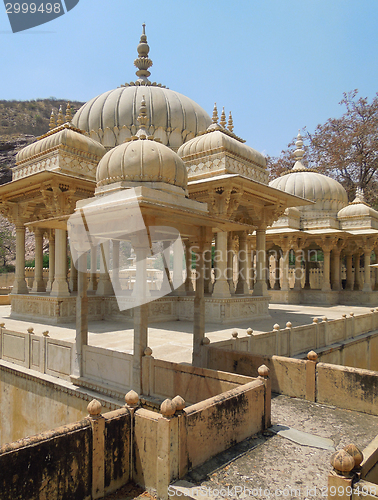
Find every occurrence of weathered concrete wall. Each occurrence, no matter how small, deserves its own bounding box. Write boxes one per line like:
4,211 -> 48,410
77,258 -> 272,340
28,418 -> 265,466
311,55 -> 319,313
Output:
142,356 -> 253,404
316,363 -> 378,415
206,347 -> 378,415
133,408 -> 160,491
317,333 -> 378,371
206,347 -> 315,400
0,419 -> 92,500
0,362 -> 116,445
184,380 -> 265,469
0,405 -> 133,500
211,309 -> 378,360
104,408 -> 131,495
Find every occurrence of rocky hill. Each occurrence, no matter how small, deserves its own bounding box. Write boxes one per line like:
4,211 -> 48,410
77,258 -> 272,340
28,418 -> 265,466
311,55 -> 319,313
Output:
0,99 -> 84,185
0,99 -> 85,268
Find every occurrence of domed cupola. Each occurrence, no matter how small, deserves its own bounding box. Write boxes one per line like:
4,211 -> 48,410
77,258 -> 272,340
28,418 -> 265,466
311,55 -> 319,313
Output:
269,132 -> 348,229
96,97 -> 188,197
72,25 -> 211,150
338,187 -> 378,230
178,104 -> 269,184
14,103 -> 106,181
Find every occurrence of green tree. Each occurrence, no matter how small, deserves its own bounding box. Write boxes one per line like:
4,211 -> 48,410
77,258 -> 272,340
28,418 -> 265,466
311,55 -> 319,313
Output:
0,228 -> 15,269
268,90 -> 378,205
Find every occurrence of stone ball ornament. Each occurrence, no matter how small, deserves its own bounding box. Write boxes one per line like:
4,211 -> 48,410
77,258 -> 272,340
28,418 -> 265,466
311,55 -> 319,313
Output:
87,399 -> 102,416
330,449 -> 355,474
343,444 -> 363,468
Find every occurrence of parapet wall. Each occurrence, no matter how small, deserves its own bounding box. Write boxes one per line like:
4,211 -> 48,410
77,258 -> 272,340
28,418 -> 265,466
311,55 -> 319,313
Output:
0,361 -> 120,445
142,355 -> 254,404
206,346 -> 378,416
0,374 -> 270,500
210,308 -> 378,370
0,419 -> 93,500
185,379 -> 266,469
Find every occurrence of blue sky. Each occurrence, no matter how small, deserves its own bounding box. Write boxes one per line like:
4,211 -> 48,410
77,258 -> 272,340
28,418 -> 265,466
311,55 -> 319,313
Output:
1,0 -> 377,157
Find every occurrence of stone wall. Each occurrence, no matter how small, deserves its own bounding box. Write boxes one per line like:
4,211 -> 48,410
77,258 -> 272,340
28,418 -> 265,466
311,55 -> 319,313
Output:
10,294 -> 270,325
316,363 -> 378,415
206,347 -> 378,416
185,380 -> 266,469
0,419 -> 93,500
142,355 -> 254,404
0,377 -> 269,500
0,362 -> 119,445
210,308 -> 378,365
206,348 -> 315,400
0,403 -> 132,500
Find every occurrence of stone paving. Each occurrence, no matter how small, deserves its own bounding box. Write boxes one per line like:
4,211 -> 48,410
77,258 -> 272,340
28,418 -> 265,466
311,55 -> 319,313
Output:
0,303 -> 374,363
179,395 -> 378,500
103,395 -> 378,499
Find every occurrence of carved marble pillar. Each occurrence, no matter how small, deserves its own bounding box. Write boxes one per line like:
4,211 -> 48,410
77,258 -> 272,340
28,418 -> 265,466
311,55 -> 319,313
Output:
88,246 -> 98,292
266,253 -> 271,290
74,252 -> 88,378
132,241 -> 151,300
345,253 -> 353,290
294,248 -> 302,290
362,249 -> 372,292
160,241 -> 172,295
374,249 -> 378,291
12,222 -> 29,295
184,240 -> 194,294
304,254 -> 311,289
226,233 -> 235,294
32,228 -> 46,292
235,232 -> 249,295
253,227 -> 268,296
203,240 -> 212,295
170,238 -> 186,296
69,254 -> 78,293
273,253 -> 281,290
96,241 -> 113,295
354,253 -> 362,291
280,245 -> 290,291
192,228 -> 209,367
331,250 -> 341,291
46,230 -> 55,292
250,250 -> 255,290
321,249 -> 331,292
212,231 -> 231,297
112,240 -> 121,292
246,243 -> 252,292
131,241 -> 150,393
50,229 -> 70,297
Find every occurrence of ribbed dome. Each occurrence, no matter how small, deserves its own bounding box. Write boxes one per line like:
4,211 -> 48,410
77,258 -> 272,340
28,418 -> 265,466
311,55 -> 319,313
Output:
72,26 -> 211,151
96,137 -> 188,195
178,126 -> 266,169
16,123 -> 106,164
72,85 -> 211,150
338,188 -> 378,219
270,170 -> 348,212
269,132 -> 347,213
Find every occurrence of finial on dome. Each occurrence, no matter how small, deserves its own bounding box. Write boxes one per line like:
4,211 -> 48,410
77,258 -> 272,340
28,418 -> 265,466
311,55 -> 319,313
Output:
57,105 -> 64,126
292,130 -> 305,171
49,109 -> 56,130
134,24 -> 153,82
353,186 -> 367,204
212,103 -> 218,124
65,102 -> 72,123
228,111 -> 234,133
136,95 -> 149,138
220,107 -> 226,127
